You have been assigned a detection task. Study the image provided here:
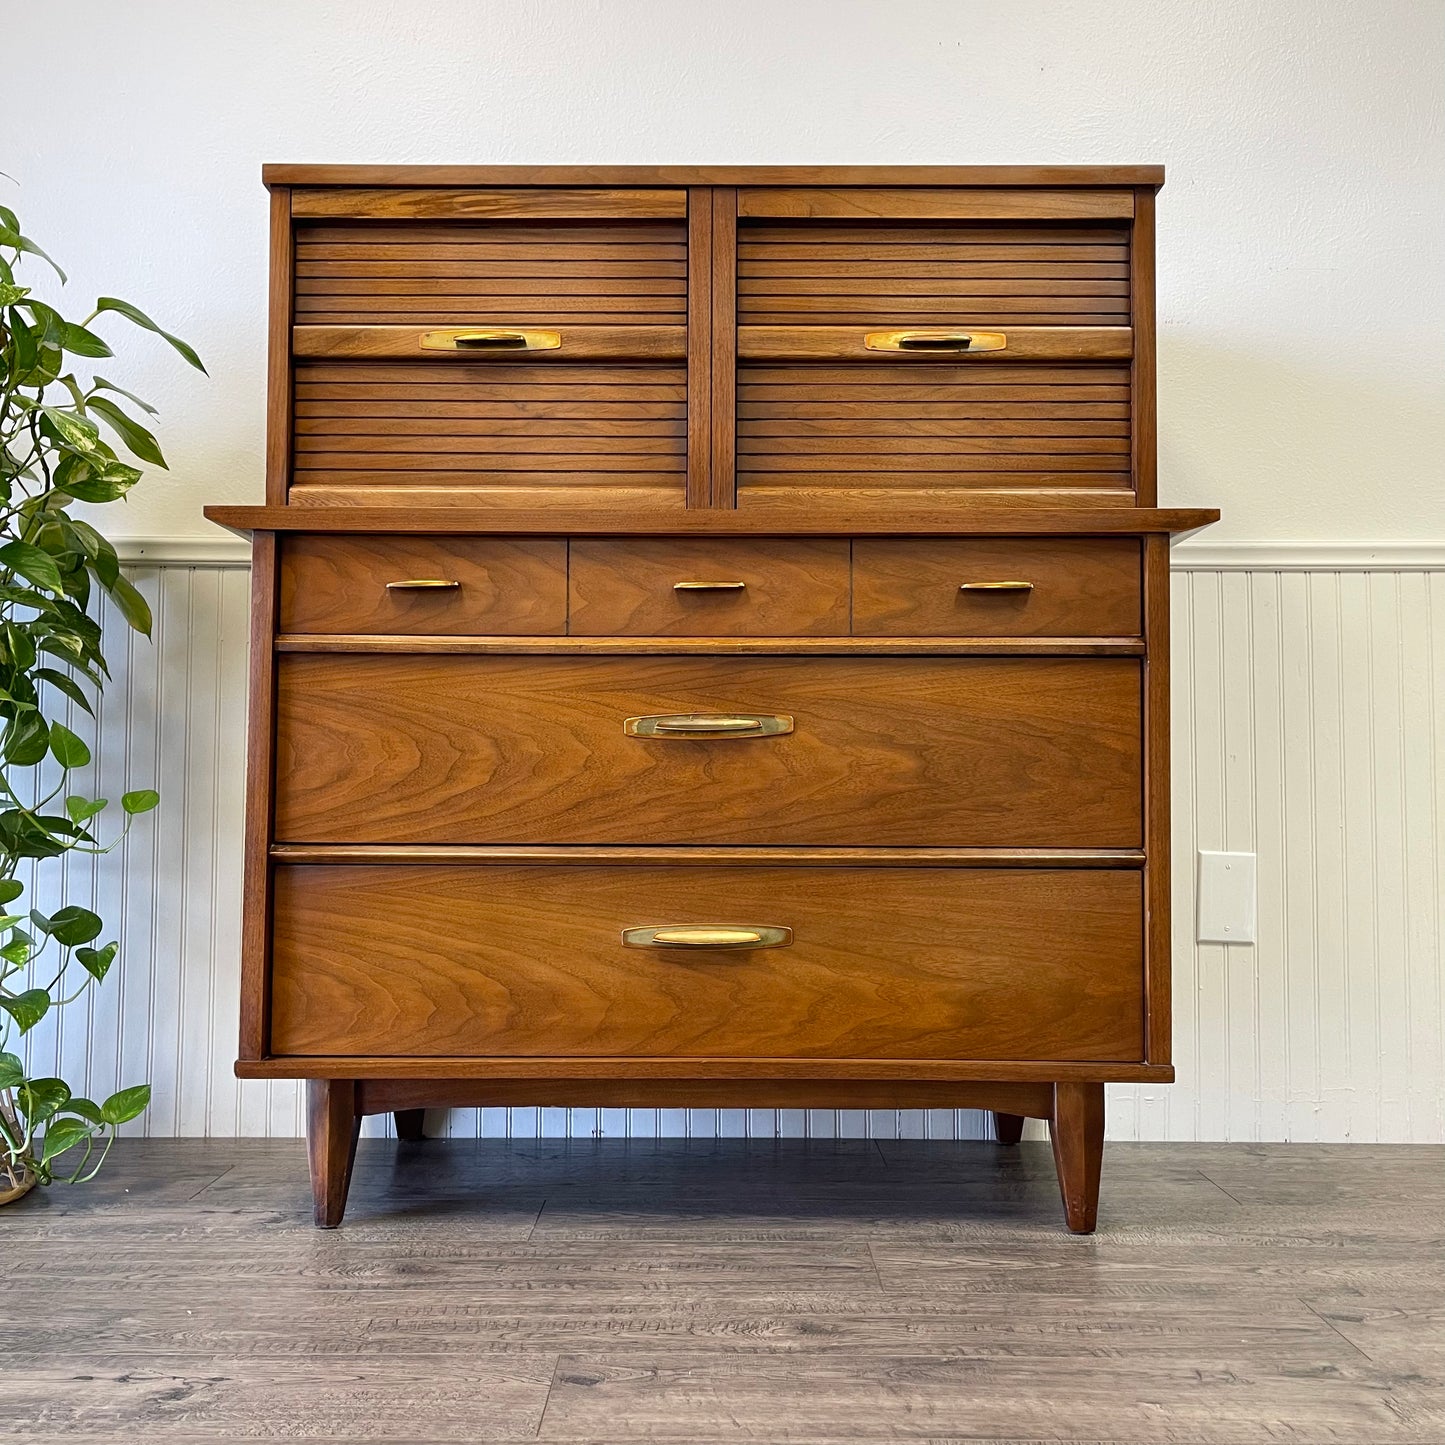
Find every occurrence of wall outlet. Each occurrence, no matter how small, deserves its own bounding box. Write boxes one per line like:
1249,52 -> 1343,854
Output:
1196,851 -> 1257,944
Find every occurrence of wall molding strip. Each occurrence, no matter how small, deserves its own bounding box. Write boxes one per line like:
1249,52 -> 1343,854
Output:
1171,540 -> 1445,571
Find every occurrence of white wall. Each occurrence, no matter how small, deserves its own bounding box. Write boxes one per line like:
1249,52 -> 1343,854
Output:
8,0 -> 1444,545
9,3 -> 1445,1141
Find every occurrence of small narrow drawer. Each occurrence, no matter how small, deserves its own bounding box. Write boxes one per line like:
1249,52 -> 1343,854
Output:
852,538 -> 1141,637
279,535 -> 567,635
569,538 -> 850,636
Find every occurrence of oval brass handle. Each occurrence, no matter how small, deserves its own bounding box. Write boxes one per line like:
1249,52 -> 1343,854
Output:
386,579 -> 461,591
624,713 -> 794,739
864,329 -> 1008,353
959,580 -> 1035,592
419,328 -> 562,352
622,924 -> 793,950
673,580 -> 747,592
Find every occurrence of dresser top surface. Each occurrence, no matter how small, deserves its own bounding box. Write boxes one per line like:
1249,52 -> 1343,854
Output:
206,505 -> 1217,538
263,164 -> 1165,189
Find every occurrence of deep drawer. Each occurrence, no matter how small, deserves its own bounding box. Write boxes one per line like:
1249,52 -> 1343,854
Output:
270,864 -> 1144,1061
274,655 -> 1142,847
569,538 -> 850,636
279,535 -> 567,634
852,537 -> 1140,636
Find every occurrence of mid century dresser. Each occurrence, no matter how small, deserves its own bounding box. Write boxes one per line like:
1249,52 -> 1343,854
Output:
207,164 -> 1216,1231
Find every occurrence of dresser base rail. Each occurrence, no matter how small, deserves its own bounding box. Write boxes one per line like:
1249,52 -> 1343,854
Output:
304,1075 -> 1106,1233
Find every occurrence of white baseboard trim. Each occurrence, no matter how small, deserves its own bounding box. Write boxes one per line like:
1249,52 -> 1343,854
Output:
1170,540 -> 1445,571
115,536 -> 1445,572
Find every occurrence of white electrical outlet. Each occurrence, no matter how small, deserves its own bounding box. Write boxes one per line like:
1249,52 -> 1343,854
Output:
1196,851 -> 1257,944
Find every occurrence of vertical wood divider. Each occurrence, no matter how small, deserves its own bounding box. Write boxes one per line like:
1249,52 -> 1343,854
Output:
238,533 -> 279,1059
1130,187 -> 1157,507
710,189 -> 739,508
1143,531 -> 1172,1064
686,187 -> 714,508
265,187 -> 294,506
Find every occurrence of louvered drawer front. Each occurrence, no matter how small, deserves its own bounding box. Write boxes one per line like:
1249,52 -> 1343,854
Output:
288,195 -> 689,508
738,220 -> 1130,327
294,217 -> 687,326
291,359 -> 686,508
735,211 -> 1132,510
274,655 -> 1141,847
270,865 -> 1144,1061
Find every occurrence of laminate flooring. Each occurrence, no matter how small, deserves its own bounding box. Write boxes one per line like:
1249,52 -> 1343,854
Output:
4,1137 -> 1443,1442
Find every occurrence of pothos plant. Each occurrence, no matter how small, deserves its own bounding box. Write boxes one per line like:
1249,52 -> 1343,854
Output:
0,207 -> 203,1200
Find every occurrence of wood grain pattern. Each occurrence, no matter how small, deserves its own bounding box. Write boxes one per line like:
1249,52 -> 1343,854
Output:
1130,186 -> 1158,506
356,1078 -> 1058,1115
275,635 -> 1147,656
852,538 -> 1141,636
568,538 -> 849,636
238,535 -> 279,1060
237,1055 -> 1176,1083
273,655 -> 1142,847
290,187 -> 688,219
279,535 -> 567,635
292,323 -> 685,359
305,1077 -> 359,1228
289,360 -> 687,508
736,356 -> 1134,505
738,188 -> 1136,220
1143,532 -> 1172,1065
271,844 -> 1144,867
206,504 -> 1220,535
266,163 -> 1167,185
739,221 -> 1130,327
1049,1080 -> 1106,1232
295,218 -> 687,326
270,865 -> 1144,1061
264,187 -> 293,505
710,188 -> 738,507
685,188 -> 712,507
737,325 -> 1132,361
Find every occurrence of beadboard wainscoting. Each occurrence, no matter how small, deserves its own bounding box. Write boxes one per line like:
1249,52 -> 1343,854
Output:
15,545 -> 1445,1144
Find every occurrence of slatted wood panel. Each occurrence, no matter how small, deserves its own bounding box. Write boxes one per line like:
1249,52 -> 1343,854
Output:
738,222 -> 1130,326
17,560 -> 1444,1144
736,363 -> 1132,502
294,221 -> 686,325
291,361 -> 687,505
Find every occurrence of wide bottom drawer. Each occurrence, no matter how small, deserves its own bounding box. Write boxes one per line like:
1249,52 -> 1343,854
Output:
270,865 -> 1143,1062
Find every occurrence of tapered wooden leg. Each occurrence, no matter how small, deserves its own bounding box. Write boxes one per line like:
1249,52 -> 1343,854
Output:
1048,1082 -> 1105,1233
394,1108 -> 427,1142
992,1111 -> 1025,1144
307,1079 -> 360,1229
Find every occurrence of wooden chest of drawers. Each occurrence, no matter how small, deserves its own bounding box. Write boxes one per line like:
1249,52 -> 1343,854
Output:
208,164 -> 1216,1232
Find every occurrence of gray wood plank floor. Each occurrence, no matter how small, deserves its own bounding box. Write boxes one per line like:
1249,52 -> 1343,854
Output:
3,1138 -> 1443,1442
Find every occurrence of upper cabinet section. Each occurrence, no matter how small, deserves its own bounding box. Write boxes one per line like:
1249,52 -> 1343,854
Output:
282,187 -> 690,510
267,169 -> 1157,514
732,186 -> 1140,513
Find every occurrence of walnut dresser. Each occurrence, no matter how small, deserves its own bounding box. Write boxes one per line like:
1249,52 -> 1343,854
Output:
206,164 -> 1216,1231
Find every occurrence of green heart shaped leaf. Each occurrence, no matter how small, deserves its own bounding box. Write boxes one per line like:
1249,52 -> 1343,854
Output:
100,1083 -> 151,1125
121,789 -> 159,815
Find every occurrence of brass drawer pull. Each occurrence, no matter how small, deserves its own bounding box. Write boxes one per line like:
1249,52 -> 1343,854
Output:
673,580 -> 747,592
622,924 -> 793,950
419,328 -> 562,352
865,329 -> 1008,353
959,580 -> 1035,593
624,713 -> 793,739
386,579 -> 461,591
